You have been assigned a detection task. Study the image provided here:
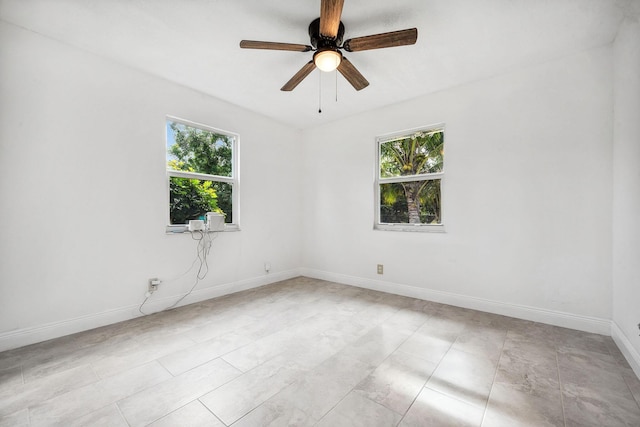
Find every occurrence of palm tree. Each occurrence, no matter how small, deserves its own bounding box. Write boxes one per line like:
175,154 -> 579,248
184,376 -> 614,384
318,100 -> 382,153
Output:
380,130 -> 443,224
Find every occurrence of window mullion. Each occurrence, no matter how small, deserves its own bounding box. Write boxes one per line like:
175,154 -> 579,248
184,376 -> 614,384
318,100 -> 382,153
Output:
167,170 -> 234,183
379,172 -> 443,184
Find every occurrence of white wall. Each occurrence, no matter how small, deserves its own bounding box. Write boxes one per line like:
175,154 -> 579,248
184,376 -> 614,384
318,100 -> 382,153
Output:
301,46 -> 614,331
0,16 -> 628,353
612,15 -> 640,375
0,22 -> 303,349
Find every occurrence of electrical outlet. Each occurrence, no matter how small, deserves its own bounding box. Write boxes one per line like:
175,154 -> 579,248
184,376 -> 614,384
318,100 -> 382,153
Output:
148,278 -> 160,292
264,262 -> 271,273
377,264 -> 384,274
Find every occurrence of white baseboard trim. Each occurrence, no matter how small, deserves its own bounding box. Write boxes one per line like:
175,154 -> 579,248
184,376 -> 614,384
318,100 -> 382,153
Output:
0,269 -> 301,352
300,268 -> 612,335
1,268 -> 618,354
139,269 -> 301,315
611,322 -> 640,378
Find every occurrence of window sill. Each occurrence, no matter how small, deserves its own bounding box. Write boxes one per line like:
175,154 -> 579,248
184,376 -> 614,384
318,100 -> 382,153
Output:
374,223 -> 446,233
165,224 -> 240,234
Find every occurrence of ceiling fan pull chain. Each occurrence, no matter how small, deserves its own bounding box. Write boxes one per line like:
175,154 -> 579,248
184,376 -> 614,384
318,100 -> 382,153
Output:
335,69 -> 338,102
318,71 -> 322,113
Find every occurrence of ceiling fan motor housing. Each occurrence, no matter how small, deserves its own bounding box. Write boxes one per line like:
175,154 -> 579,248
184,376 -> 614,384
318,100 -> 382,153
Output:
309,17 -> 345,50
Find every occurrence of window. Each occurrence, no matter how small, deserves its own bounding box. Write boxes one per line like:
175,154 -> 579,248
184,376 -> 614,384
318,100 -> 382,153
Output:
375,125 -> 444,231
166,117 -> 238,231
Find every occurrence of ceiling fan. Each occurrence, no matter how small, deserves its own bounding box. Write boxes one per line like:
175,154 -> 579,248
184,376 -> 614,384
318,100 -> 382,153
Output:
239,0 -> 418,92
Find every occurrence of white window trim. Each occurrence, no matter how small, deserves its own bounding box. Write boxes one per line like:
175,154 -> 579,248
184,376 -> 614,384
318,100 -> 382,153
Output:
165,116 -> 240,233
374,124 -> 445,233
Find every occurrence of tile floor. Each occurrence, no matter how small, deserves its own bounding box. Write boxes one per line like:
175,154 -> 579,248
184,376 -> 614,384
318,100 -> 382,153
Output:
1,277 -> 639,426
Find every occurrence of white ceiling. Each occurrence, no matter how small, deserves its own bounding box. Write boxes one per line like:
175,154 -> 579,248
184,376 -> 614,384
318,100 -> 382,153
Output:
0,0 -> 632,129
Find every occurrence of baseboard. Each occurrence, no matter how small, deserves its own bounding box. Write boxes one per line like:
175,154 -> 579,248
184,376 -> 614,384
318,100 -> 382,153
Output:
1,268 -> 615,353
300,268 -> 612,335
139,269 -> 301,314
611,322 -> 640,378
0,303 -> 143,354
0,269 -> 301,352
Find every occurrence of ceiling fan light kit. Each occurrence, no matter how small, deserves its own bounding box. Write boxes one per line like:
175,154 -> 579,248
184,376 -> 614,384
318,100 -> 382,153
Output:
240,0 -> 417,92
314,49 -> 342,72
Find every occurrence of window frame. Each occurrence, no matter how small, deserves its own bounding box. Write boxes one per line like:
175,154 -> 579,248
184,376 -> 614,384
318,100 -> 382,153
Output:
374,124 -> 445,233
165,116 -> 240,233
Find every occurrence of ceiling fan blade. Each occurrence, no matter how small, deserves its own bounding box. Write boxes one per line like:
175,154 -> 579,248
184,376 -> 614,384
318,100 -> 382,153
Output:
337,57 -> 369,91
320,0 -> 344,38
281,61 -> 317,91
240,40 -> 312,52
343,28 -> 418,52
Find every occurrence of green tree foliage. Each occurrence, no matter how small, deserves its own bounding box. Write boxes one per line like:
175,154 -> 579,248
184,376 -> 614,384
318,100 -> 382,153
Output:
380,130 -> 443,224
169,123 -> 233,177
168,122 -> 233,224
169,176 -> 220,225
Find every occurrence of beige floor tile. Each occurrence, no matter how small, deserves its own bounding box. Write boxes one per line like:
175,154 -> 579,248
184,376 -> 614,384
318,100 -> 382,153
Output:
158,331 -> 253,375
502,331 -> 557,362
221,312 -> 339,372
4,335 -> 95,381
493,347 -> 560,398
395,331 -> 455,364
338,324 -> 413,370
20,340 -> 113,383
384,306 -> 431,331
451,326 -> 506,362
557,348 -> 631,400
229,326 -> 388,427
432,305 -> 475,325
469,311 -> 515,328
254,353 -> 373,425
0,366 -> 22,393
0,277 -> 637,427
29,361 -> 171,426
66,404 -> 128,427
0,408 -> 28,427
316,391 -> 402,427
427,348 -> 498,409
622,368 -> 640,406
199,355 -> 307,425
148,401 -> 225,427
558,343 -> 623,368
354,351 -> 436,415
562,382 -> 640,427
400,387 -> 484,427
230,398 -> 313,427
506,322 -> 560,350
606,339 -> 633,367
16,322 -> 169,384
0,349 -> 31,373
182,313 -> 257,343
0,364 -> 97,416
554,329 -> 612,357
91,333 -> 196,379
482,382 -> 564,427
118,358 -> 241,426
417,316 -> 467,342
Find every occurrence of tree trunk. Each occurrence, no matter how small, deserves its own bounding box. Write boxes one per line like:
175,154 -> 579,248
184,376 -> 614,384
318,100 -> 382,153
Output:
403,182 -> 421,224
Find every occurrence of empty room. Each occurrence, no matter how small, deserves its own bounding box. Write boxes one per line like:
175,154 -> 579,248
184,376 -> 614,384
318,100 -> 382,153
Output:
1,0 -> 639,426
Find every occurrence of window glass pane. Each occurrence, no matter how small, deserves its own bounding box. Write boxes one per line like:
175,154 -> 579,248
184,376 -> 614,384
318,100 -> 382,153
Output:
211,181 -> 233,224
380,180 -> 441,224
169,177 -> 231,225
380,130 -> 443,178
166,121 -> 233,177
